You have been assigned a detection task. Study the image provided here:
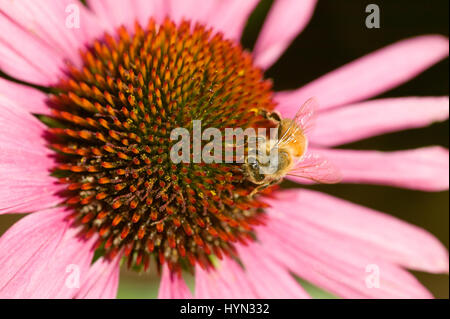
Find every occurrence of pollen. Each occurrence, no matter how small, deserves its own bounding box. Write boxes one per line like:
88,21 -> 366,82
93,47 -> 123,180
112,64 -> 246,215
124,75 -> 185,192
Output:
48,18 -> 276,273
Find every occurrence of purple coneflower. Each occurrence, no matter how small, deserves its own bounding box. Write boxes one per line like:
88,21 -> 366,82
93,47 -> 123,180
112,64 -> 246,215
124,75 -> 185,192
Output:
0,0 -> 448,298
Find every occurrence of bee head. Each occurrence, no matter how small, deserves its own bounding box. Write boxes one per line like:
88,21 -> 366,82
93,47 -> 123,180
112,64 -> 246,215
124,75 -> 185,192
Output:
244,156 -> 267,184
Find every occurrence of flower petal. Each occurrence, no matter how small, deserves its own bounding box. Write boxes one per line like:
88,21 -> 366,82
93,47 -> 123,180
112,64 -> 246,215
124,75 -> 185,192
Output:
86,0 -> 159,31
0,14 -> 65,85
253,0 -> 317,69
196,0 -> 259,41
158,264 -> 192,299
275,35 -> 449,117
236,244 -> 310,298
133,0 -> 168,26
255,190 -> 440,298
0,207 -> 97,298
309,97 -> 449,147
0,0 -> 102,71
266,189 -> 449,274
195,248 -> 309,299
87,0 -> 257,41
0,96 -> 64,214
0,78 -> 51,115
195,259 -> 257,299
167,0 -> 222,28
300,147 -> 449,191
258,221 -> 433,298
74,255 -> 121,299
164,0 -> 259,41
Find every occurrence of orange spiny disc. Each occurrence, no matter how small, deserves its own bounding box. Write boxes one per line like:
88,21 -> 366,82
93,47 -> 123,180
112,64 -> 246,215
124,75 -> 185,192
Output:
48,18 -> 275,273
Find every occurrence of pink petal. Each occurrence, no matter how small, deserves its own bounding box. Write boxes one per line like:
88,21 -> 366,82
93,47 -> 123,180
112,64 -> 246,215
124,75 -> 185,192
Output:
0,14 -> 65,85
75,255 -> 121,299
195,259 -> 257,299
309,97 -> 449,147
86,0 -> 156,31
0,97 -> 64,214
266,189 -> 449,274
236,244 -> 310,298
1,0 -> 103,71
87,0 -> 258,41
196,0 -> 259,41
167,0 -> 222,28
254,189 -> 440,298
0,207 -> 97,298
258,222 -> 433,298
195,248 -> 309,299
0,78 -> 51,115
275,35 -> 449,117
158,264 -> 192,299
299,147 -> 449,191
169,0 -> 259,41
253,0 -> 317,69
133,0 -> 169,26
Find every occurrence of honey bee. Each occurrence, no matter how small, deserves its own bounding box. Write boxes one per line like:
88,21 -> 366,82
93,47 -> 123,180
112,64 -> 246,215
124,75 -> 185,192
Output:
244,98 -> 341,195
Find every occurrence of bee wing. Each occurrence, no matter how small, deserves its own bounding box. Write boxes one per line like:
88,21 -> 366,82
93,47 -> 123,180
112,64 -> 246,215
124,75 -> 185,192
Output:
275,97 -> 318,148
286,152 -> 342,184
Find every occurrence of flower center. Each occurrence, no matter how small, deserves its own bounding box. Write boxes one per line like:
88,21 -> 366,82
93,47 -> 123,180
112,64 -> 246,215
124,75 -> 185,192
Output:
48,18 -> 276,273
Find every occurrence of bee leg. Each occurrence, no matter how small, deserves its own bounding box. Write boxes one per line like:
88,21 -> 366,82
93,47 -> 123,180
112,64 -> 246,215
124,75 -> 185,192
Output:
248,182 -> 271,197
254,109 -> 281,123
249,178 -> 284,197
249,186 -> 263,197
267,111 -> 282,123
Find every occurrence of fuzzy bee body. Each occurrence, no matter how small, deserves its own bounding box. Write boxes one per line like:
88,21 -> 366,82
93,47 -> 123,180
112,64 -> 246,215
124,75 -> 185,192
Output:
243,98 -> 341,195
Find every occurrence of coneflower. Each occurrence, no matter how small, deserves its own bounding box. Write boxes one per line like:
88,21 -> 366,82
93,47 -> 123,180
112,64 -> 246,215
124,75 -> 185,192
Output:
0,0 -> 448,299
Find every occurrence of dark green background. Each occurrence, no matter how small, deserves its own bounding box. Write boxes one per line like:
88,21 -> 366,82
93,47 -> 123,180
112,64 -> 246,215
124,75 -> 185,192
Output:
0,0 -> 448,298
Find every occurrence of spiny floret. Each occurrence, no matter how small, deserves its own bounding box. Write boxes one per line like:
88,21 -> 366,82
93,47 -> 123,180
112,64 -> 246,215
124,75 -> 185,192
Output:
48,18 -> 275,273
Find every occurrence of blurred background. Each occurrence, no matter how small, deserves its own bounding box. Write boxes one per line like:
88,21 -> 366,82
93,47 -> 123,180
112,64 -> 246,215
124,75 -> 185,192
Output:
0,0 -> 448,298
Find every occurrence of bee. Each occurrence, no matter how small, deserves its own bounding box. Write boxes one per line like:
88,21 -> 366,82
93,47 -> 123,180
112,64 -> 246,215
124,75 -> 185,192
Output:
244,98 -> 341,195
